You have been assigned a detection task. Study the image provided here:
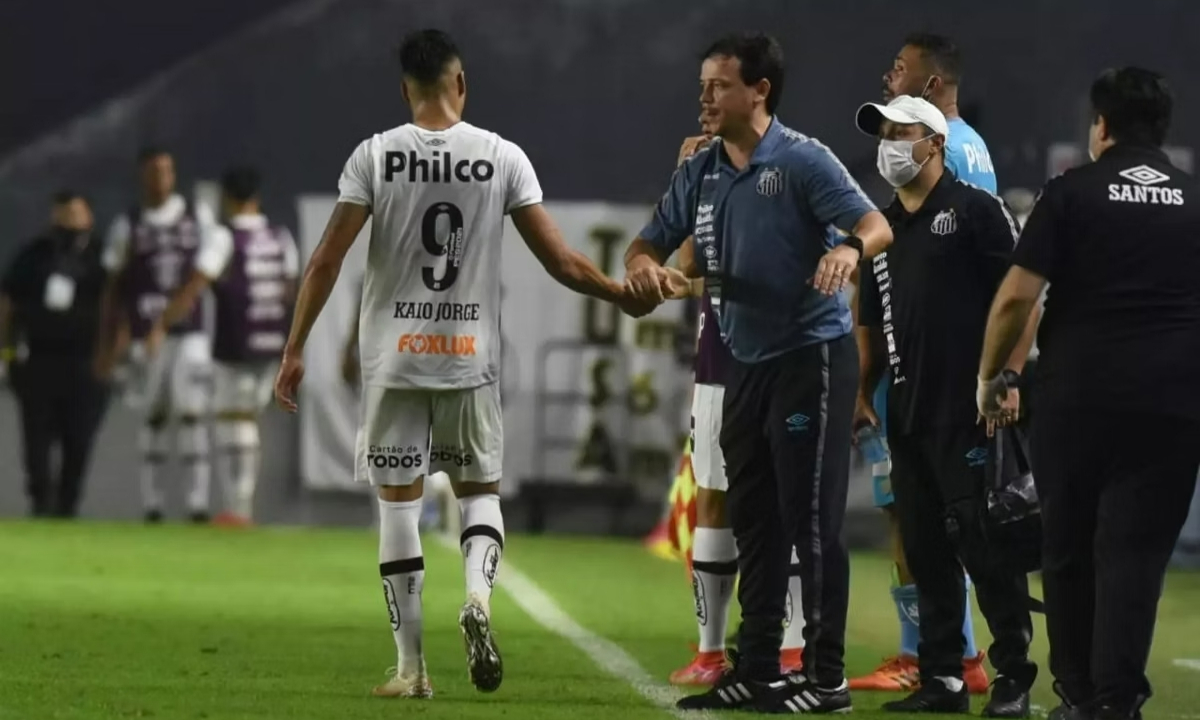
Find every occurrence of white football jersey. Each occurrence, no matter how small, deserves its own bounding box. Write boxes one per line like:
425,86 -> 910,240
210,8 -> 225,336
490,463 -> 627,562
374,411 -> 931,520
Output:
338,121 -> 542,390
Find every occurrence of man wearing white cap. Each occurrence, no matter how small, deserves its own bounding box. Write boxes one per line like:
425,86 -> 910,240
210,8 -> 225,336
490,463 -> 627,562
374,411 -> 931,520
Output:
853,95 -> 1038,717
853,33 -> 1001,697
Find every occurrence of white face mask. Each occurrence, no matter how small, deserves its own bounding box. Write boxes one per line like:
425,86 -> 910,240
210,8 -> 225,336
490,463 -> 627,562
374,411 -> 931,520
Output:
877,135 -> 935,188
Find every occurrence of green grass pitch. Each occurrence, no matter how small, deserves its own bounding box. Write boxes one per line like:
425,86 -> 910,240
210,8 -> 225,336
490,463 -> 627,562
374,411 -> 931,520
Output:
1,521 -> 1198,719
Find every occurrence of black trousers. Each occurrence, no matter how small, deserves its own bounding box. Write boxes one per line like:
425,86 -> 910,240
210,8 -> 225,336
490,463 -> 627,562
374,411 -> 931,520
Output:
1033,410 -> 1200,712
720,334 -> 856,685
890,424 -> 1037,686
13,357 -> 109,517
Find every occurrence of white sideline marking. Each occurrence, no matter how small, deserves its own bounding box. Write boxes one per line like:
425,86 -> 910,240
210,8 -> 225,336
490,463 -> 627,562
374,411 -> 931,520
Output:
1174,658 -> 1200,672
437,536 -> 712,719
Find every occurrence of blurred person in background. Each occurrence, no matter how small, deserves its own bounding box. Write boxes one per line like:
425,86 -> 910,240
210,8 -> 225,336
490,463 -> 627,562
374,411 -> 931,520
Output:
979,67 -> 1200,720
1002,188 -> 1037,228
667,127 -> 808,688
272,28 -> 660,700
851,31 -> 999,696
94,147 -> 218,523
145,166 -> 299,526
0,191 -> 110,517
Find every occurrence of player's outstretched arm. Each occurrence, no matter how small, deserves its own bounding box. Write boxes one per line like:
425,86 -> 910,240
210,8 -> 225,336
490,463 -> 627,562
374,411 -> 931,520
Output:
511,203 -> 623,302
275,201 -> 368,412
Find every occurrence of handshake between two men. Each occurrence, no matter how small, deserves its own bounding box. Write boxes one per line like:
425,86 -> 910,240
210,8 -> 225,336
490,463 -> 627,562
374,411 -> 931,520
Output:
619,264 -> 694,318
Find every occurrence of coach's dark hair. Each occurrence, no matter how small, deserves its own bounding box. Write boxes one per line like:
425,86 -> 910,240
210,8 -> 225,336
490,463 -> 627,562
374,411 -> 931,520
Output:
701,33 -> 785,115
221,166 -> 261,203
397,29 -> 461,87
52,189 -> 86,205
903,32 -> 962,84
1090,67 -> 1172,147
137,145 -> 171,165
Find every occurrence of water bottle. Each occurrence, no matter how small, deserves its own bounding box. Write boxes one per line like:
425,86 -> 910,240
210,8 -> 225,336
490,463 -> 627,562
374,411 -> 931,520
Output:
855,424 -> 889,467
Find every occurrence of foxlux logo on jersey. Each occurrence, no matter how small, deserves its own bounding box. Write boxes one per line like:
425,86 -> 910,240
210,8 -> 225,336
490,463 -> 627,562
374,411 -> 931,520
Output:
1109,165 -> 1185,205
384,150 -> 495,183
398,333 -> 477,356
366,444 -> 423,469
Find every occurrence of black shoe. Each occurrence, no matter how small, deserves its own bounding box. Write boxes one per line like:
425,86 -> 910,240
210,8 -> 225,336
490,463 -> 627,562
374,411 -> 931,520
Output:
189,511 -> 210,524
983,677 -> 1032,718
755,676 -> 853,714
1094,704 -> 1144,720
1048,680 -> 1094,720
1049,705 -> 1092,720
144,509 -> 164,524
883,679 -> 969,713
676,671 -> 784,711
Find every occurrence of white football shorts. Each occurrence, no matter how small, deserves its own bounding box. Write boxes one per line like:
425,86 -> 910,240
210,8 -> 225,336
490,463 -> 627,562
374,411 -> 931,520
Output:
691,382 -> 727,491
355,381 -> 503,487
213,361 -> 278,415
125,332 -> 212,419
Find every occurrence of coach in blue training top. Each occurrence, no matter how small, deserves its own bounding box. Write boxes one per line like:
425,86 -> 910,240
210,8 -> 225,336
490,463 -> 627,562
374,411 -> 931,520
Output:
623,33 -> 893,713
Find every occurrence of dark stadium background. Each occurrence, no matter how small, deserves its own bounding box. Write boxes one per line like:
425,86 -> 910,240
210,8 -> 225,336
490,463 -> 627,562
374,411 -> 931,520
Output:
0,0 -> 296,155
0,0 -> 1197,533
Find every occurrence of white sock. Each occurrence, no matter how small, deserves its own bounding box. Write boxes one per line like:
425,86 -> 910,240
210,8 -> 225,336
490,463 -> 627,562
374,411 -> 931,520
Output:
937,676 -> 965,692
459,494 -> 504,612
378,498 -> 425,675
215,420 -> 260,519
178,423 -> 211,514
139,426 -> 169,512
782,546 -> 806,650
691,526 -> 738,653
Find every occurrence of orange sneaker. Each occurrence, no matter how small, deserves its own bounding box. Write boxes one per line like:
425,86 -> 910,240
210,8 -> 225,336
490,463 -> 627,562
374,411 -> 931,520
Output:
213,512 -> 252,527
668,650 -> 728,686
963,651 -> 990,694
780,647 -> 804,675
848,655 -> 920,692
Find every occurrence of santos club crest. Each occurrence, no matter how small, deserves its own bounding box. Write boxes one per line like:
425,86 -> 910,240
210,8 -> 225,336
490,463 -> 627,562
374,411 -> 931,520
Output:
756,167 -> 783,197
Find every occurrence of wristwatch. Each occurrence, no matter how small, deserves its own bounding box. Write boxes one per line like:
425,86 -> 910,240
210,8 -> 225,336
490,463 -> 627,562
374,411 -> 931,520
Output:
843,235 -> 865,262
1000,368 -> 1022,389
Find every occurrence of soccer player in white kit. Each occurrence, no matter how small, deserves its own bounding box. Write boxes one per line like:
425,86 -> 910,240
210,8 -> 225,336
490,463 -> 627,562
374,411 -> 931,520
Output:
145,166 -> 299,526
94,148 -> 218,523
273,29 -> 671,699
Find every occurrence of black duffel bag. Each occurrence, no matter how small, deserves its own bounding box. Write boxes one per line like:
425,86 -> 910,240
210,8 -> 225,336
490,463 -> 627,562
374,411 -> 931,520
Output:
982,424 -> 1044,576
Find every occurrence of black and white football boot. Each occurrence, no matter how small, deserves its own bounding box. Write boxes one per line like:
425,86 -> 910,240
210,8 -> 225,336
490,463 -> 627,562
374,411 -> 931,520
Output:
761,676 -> 854,714
677,667 -> 852,713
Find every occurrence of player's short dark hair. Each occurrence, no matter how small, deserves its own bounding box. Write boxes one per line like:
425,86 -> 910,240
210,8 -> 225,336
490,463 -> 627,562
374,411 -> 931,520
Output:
52,189 -> 85,205
221,166 -> 261,203
397,29 -> 461,87
903,32 -> 962,84
137,145 -> 171,165
1090,67 -> 1172,147
701,33 -> 785,115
